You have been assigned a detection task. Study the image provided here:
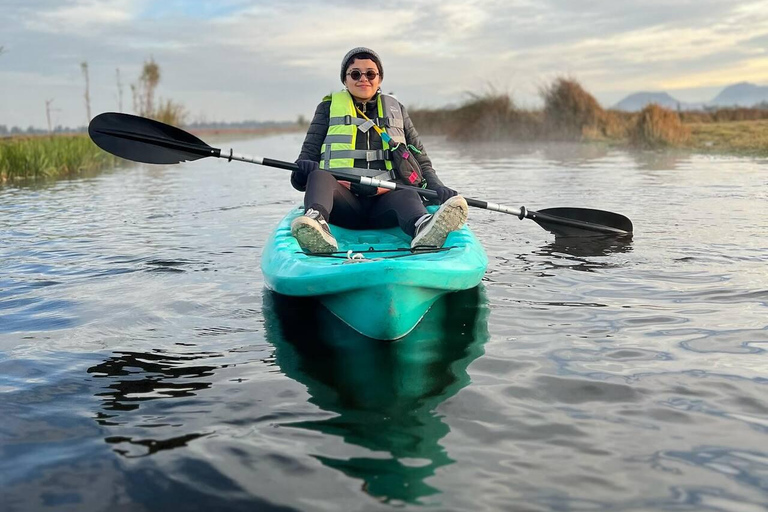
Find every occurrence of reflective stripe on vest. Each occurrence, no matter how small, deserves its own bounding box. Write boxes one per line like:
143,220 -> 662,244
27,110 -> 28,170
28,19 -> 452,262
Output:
320,91 -> 406,180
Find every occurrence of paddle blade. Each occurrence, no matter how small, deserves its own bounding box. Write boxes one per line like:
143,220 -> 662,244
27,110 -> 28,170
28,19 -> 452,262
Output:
529,208 -> 633,237
89,113 -> 218,164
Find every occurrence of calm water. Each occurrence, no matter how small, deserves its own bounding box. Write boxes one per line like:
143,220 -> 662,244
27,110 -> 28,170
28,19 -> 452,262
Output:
1,135 -> 767,511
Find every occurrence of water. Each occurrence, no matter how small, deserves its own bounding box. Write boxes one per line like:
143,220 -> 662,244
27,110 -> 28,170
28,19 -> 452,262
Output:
1,134 -> 767,511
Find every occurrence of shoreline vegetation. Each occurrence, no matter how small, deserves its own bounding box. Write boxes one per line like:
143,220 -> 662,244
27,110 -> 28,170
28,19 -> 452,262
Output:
0,126 -> 302,184
1,135 -> 119,184
410,78 -> 768,155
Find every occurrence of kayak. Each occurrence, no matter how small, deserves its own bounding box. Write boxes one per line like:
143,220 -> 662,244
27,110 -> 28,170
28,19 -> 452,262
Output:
261,205 -> 488,340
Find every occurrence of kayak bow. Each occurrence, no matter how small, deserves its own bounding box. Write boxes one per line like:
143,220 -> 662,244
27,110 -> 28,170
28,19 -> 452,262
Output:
261,206 -> 488,340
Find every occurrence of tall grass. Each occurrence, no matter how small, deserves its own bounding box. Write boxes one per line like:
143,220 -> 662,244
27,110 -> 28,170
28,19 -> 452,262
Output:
0,135 -> 118,183
688,119 -> 768,154
153,99 -> 187,126
630,104 -> 690,148
541,77 -> 606,140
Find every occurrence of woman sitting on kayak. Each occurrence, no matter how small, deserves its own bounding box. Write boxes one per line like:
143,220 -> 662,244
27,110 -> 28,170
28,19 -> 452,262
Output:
290,47 -> 468,254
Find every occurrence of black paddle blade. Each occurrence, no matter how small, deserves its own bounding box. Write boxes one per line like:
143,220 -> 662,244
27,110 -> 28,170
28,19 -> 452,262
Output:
88,113 -> 219,164
528,208 -> 633,237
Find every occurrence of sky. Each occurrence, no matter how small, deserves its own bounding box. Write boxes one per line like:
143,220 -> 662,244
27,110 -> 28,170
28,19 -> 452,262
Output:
1,0 -> 767,129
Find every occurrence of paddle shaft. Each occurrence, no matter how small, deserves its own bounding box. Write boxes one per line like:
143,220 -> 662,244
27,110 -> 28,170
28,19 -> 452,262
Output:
219,148 -> 525,216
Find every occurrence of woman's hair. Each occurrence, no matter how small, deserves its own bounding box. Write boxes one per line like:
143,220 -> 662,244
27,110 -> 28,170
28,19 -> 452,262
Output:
340,47 -> 383,83
345,52 -> 378,70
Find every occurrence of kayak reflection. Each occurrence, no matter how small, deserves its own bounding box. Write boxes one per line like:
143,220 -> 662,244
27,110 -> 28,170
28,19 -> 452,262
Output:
262,286 -> 490,504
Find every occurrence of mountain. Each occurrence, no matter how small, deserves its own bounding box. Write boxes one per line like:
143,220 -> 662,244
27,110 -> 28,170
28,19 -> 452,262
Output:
614,92 -> 684,111
709,82 -> 768,107
613,92 -> 706,112
614,82 -> 768,112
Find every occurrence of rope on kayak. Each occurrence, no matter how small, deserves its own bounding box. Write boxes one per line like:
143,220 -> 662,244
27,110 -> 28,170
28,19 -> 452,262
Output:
347,251 -> 371,262
298,246 -> 455,262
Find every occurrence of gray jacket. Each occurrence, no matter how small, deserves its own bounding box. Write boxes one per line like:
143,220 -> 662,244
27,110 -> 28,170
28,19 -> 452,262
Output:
292,92 -> 444,192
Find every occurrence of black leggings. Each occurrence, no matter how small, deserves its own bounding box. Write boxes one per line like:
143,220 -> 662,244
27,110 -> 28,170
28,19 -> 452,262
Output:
303,171 -> 428,237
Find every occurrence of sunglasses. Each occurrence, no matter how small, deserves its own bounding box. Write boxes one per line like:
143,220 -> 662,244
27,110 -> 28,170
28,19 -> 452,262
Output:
346,70 -> 379,81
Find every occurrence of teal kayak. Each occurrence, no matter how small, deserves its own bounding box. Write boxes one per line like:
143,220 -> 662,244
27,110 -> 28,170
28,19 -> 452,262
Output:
261,205 -> 488,340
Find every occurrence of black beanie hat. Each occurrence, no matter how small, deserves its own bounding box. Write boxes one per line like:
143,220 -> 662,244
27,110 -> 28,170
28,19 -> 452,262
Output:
340,47 -> 383,83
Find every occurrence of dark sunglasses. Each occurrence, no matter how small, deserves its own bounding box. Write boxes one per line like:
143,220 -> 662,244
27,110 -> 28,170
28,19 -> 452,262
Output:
346,70 -> 379,81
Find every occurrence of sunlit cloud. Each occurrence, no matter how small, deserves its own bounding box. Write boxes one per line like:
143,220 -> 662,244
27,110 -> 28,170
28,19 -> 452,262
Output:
661,57 -> 768,89
1,0 -> 767,128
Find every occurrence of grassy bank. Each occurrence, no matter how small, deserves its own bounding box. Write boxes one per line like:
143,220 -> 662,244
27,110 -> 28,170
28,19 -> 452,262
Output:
410,78 -> 768,155
687,120 -> 768,154
0,134 -> 118,184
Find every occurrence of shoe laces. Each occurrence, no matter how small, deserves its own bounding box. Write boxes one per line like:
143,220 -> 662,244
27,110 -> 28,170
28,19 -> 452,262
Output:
413,213 -> 433,236
305,208 -> 333,237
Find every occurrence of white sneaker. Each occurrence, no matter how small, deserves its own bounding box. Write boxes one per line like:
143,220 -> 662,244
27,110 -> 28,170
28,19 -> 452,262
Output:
291,208 -> 338,253
411,196 -> 468,248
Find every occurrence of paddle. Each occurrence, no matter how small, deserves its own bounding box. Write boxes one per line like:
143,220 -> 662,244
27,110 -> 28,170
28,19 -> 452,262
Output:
88,112 -> 633,237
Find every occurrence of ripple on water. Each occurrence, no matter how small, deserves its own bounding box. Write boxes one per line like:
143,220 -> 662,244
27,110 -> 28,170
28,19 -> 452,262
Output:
1,141 -> 767,510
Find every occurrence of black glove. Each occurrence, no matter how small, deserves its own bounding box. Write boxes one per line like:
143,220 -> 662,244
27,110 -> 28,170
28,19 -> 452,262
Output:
434,185 -> 458,204
291,160 -> 319,189
295,160 -> 319,179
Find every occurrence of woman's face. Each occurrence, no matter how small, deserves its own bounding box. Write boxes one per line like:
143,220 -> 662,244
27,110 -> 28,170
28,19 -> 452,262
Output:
344,58 -> 381,102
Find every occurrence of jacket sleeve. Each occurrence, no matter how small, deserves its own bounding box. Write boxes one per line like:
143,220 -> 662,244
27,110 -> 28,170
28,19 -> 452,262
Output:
401,102 -> 444,189
292,100 -> 331,191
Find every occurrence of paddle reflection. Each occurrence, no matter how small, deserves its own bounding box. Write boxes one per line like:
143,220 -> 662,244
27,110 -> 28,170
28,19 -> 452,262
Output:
535,235 -> 633,272
87,349 -> 220,457
262,286 -> 489,505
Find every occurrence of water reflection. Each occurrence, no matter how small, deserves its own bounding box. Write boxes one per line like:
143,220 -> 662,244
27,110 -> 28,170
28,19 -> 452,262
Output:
534,236 -> 633,272
87,349 -> 221,457
448,140 -> 612,165
262,287 -> 489,505
629,149 -> 690,171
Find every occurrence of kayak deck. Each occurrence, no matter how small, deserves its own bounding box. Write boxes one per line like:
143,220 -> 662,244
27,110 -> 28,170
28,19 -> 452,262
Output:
261,205 -> 488,340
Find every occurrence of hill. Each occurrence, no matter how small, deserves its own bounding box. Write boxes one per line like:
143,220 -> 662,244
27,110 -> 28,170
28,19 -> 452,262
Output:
709,82 -> 768,107
614,92 -> 687,111
614,82 -> 768,112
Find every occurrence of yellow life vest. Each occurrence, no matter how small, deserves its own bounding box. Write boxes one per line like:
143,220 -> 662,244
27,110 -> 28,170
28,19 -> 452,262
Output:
319,90 -> 406,181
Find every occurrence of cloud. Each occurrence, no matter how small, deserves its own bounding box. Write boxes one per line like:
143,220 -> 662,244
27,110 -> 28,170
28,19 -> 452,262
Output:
22,0 -> 143,34
1,0 -> 767,128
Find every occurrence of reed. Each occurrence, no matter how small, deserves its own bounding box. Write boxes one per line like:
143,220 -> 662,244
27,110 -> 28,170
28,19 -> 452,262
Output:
629,104 -> 690,148
0,134 -> 118,183
153,99 -> 187,127
540,77 -> 606,140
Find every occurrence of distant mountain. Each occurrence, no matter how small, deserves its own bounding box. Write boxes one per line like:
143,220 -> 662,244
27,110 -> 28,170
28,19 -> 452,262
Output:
709,82 -> 768,107
614,92 -> 684,111
614,82 -> 768,112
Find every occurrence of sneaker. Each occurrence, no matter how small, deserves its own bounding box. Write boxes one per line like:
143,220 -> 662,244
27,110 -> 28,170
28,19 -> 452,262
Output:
291,208 -> 338,253
411,195 -> 468,248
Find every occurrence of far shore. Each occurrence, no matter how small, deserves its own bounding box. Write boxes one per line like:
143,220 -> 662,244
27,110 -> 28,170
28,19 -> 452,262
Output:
3,86 -> 767,185
409,78 -> 768,156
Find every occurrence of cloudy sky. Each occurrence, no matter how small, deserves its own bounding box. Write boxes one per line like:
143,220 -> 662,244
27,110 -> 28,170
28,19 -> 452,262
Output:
1,0 -> 767,129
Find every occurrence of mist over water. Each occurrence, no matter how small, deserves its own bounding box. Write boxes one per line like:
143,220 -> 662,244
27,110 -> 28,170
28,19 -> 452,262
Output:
1,134 -> 767,511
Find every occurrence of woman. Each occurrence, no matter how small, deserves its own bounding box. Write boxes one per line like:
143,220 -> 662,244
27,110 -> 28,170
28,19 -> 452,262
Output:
291,47 -> 468,253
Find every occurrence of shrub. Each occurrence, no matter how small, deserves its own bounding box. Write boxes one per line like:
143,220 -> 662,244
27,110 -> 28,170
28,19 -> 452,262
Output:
541,77 -> 605,140
630,104 -> 690,148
